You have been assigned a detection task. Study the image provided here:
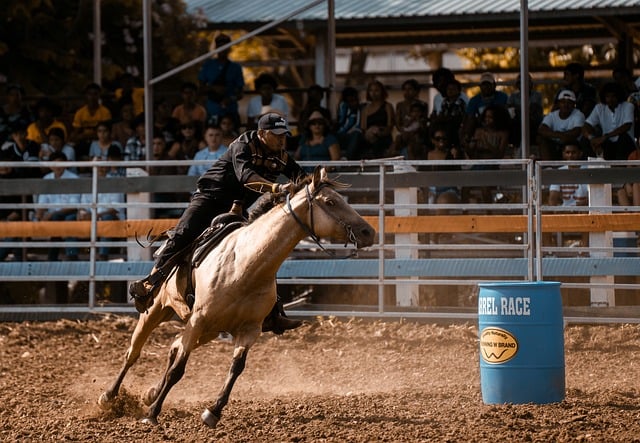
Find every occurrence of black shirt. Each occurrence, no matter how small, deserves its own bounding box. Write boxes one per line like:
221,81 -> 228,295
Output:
196,130 -> 306,208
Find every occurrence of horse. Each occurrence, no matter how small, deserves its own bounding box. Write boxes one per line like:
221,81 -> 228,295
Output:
98,166 -> 376,428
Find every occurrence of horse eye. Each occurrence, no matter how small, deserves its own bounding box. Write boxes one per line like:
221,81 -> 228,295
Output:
325,199 -> 335,206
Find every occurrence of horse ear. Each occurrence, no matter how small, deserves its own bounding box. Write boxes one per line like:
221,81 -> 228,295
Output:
311,165 -> 323,189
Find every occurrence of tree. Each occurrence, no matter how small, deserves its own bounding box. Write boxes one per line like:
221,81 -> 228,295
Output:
0,0 -> 201,96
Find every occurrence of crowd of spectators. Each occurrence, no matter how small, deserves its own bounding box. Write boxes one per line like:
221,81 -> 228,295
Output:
1,39 -> 639,260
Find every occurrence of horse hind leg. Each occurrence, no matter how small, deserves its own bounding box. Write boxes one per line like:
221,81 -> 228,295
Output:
201,345 -> 249,428
98,305 -> 174,409
141,335 -> 194,425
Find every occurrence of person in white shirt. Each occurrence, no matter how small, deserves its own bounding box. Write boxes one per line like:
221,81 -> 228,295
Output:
187,124 -> 228,177
549,143 -> 588,207
537,90 -> 585,160
582,82 -> 635,160
246,73 -> 289,129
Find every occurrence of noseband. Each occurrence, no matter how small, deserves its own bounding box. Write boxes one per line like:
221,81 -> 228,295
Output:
285,183 -> 358,257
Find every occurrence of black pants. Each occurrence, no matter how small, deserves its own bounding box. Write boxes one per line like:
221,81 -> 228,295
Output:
155,191 -> 231,269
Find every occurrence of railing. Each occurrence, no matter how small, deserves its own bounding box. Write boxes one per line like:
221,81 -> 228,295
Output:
0,158 -> 639,321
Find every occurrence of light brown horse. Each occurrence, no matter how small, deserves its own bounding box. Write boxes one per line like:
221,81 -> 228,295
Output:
98,166 -> 376,428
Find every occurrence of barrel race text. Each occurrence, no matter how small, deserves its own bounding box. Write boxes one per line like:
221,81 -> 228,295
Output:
479,297 -> 531,316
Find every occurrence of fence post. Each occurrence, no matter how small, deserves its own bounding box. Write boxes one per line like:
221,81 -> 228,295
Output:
588,160 -> 614,307
393,164 -> 419,306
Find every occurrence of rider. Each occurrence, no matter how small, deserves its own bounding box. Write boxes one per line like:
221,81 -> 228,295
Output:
129,112 -> 307,334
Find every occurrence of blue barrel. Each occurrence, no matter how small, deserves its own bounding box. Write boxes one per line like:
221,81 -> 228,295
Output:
478,281 -> 565,404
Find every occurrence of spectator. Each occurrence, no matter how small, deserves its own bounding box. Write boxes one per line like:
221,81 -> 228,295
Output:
168,120 -> 204,165
33,151 -> 82,261
78,145 -> 126,260
149,133 -> 187,218
461,72 -> 509,148
124,113 -> 147,161
357,80 -> 395,159
246,73 -> 289,129
88,121 -> 122,161
153,99 -> 181,145
554,62 -> 598,118
113,73 -> 144,117
172,81 -> 207,126
111,102 -> 136,148
537,90 -> 585,160
431,67 -> 469,117
390,101 -> 428,160
627,76 -> 640,140
616,139 -> 640,207
0,83 -> 32,143
70,83 -> 112,159
427,126 -> 464,214
548,142 -> 588,207
0,149 -> 24,261
219,113 -> 239,147
26,97 -> 67,145
465,104 -> 511,203
298,84 -> 331,131
295,110 -> 341,171
582,81 -> 635,160
2,119 -> 41,177
394,79 -> 428,152
335,86 -> 362,157
198,33 -> 244,127
430,78 -> 467,148
507,73 -> 543,147
39,127 -> 77,174
188,124 -> 227,177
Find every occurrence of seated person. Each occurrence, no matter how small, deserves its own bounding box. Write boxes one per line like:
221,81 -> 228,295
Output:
356,80 -> 395,159
390,101 -> 428,160
295,110 -> 341,171
246,73 -> 289,129
461,72 -> 508,149
188,124 -> 228,177
33,151 -> 82,261
537,90 -> 584,160
335,86 -> 362,157
616,139 -> 640,207
87,120 -> 122,161
430,78 -> 466,148
70,83 -> 113,159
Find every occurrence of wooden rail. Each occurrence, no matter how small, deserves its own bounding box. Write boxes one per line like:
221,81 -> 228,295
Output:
1,213 -> 639,237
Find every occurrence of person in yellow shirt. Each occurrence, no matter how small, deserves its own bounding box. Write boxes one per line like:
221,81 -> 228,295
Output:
71,83 -> 112,159
113,73 -> 144,117
26,97 -> 67,145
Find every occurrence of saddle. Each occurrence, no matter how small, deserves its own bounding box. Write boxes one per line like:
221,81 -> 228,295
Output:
180,212 -> 247,309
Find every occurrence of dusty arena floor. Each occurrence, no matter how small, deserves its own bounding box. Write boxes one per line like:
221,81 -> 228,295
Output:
0,315 -> 639,442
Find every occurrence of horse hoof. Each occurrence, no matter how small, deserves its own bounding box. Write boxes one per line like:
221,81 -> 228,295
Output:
141,416 -> 158,426
201,409 -> 220,428
97,392 -> 112,410
142,387 -> 158,406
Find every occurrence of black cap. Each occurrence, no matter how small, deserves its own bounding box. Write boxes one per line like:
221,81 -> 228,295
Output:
257,113 -> 291,136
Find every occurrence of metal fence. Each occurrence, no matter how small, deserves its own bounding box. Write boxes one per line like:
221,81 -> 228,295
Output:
0,158 -> 639,322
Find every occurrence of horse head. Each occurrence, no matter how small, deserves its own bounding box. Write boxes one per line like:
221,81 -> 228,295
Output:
296,166 -> 376,249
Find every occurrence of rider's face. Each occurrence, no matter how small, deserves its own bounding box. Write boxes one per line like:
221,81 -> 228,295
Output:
260,130 -> 287,152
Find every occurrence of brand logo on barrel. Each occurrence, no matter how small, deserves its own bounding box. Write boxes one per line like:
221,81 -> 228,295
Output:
480,327 -> 518,364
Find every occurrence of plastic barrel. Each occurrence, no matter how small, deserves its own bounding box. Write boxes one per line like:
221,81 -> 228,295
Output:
478,281 -> 565,404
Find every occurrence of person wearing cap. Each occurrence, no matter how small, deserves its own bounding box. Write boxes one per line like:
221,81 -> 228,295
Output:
129,112 -> 307,334
537,89 -> 585,160
554,62 -> 598,118
461,72 -> 508,149
198,33 -> 245,128
295,110 -> 340,170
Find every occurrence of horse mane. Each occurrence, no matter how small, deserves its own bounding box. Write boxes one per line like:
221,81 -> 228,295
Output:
247,175 -> 313,223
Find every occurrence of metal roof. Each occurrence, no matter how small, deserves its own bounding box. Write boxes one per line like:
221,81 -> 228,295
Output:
186,0 -> 640,23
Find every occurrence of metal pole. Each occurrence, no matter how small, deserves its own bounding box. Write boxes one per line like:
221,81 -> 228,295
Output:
93,0 -> 101,85
326,0 -> 336,118
143,0 -> 153,161
519,0 -> 530,159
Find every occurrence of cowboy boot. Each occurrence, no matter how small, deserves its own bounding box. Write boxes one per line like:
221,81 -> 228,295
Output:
261,300 -> 303,335
129,269 -> 167,313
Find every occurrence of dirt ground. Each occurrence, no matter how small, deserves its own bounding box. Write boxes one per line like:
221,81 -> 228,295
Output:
0,315 -> 639,443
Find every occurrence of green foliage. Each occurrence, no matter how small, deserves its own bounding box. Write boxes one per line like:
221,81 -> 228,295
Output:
0,0 -> 201,96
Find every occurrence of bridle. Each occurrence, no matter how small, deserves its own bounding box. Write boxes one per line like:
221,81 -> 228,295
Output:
284,183 -> 358,258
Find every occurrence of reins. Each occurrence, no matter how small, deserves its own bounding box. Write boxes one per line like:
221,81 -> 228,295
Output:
285,183 -> 358,258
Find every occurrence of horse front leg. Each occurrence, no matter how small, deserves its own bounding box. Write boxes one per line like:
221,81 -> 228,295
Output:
98,305 -> 174,409
201,345 -> 249,428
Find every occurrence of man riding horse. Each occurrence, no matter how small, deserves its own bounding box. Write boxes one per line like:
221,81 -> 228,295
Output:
129,112 -> 306,334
